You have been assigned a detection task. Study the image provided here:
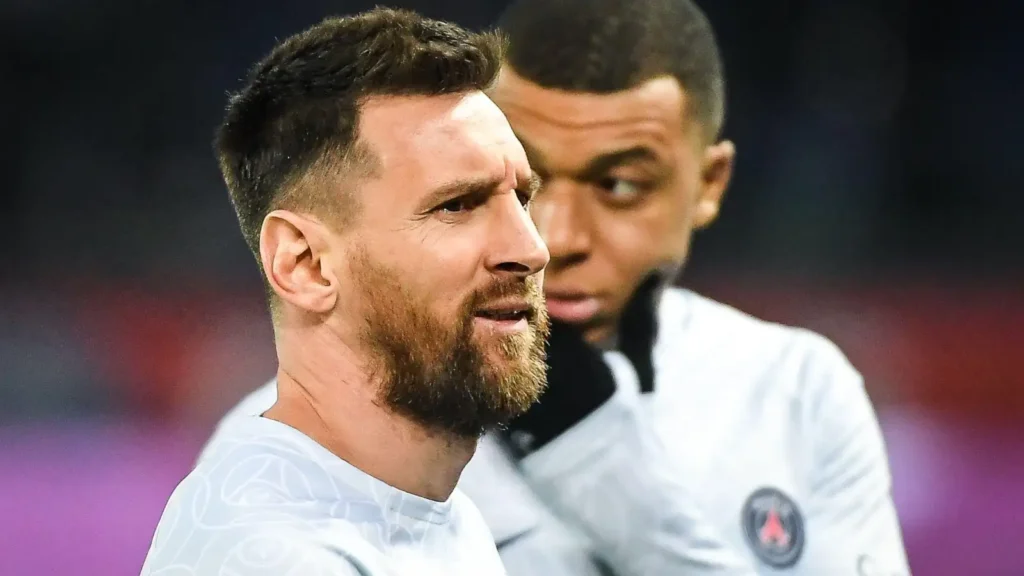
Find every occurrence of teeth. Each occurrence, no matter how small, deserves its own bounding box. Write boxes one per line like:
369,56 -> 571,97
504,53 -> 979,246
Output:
481,310 -> 525,320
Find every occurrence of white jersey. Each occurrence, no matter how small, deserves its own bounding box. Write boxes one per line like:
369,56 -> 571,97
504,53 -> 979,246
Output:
142,415 -> 506,576
203,288 -> 910,575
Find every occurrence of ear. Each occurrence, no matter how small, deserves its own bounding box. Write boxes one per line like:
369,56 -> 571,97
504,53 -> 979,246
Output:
259,209 -> 339,315
693,139 -> 736,230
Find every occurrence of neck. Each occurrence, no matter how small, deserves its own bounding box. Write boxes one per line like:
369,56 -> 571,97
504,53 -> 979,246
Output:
264,326 -> 476,502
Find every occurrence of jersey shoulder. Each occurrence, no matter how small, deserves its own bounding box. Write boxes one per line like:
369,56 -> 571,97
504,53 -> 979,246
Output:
172,418 -> 346,526
225,379 -> 279,421
199,380 -> 278,463
447,486 -> 506,556
145,419 -> 377,572
657,287 -> 862,403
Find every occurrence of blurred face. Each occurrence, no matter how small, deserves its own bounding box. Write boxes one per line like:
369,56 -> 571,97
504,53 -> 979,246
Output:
491,69 -> 734,343
331,92 -> 550,437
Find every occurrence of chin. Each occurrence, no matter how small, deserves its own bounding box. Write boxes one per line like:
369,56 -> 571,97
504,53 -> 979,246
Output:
479,326 -> 535,348
581,325 -> 615,345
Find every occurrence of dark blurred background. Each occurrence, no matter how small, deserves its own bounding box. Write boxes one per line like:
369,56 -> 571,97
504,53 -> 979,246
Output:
1,1 -> 1022,574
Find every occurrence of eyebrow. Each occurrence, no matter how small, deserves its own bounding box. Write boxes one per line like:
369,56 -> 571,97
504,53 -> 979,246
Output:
516,138 -> 663,181
579,146 -> 661,180
417,171 -> 540,212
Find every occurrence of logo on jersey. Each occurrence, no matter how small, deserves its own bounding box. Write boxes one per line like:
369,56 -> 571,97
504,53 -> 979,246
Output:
741,487 -> 804,568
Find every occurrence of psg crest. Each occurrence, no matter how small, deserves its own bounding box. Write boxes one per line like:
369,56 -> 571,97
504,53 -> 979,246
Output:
741,487 -> 805,568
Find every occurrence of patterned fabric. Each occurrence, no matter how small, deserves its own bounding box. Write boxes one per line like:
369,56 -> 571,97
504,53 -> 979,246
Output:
142,416 -> 506,575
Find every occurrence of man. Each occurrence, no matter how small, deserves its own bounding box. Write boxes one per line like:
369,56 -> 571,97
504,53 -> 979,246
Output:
209,0 -> 911,574
142,8 -> 551,575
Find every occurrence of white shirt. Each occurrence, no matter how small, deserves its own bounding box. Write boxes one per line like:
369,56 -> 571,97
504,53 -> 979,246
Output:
203,288 -> 910,575
142,415 -> 506,575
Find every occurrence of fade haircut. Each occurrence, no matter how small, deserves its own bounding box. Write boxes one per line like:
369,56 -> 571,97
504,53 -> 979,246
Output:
215,8 -> 506,263
498,0 -> 725,140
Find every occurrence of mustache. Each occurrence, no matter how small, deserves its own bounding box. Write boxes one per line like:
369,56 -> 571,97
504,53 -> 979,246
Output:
467,276 -> 544,317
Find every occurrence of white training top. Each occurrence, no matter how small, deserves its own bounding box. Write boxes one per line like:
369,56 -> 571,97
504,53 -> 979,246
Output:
141,415 -> 506,576
203,287 -> 911,575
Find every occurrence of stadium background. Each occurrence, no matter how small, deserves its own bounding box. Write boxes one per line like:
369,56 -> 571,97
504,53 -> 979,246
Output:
1,0 -> 1021,574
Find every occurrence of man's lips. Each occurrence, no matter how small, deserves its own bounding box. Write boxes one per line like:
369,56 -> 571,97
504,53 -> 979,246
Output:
473,298 -> 534,334
544,291 -> 601,324
474,298 -> 532,321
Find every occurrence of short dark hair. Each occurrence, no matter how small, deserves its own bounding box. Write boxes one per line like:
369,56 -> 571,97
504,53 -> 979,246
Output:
498,0 -> 725,139
215,8 -> 506,261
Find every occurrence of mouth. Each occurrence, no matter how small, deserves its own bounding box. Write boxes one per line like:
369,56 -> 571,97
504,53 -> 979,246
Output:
543,290 -> 601,324
473,300 -> 533,331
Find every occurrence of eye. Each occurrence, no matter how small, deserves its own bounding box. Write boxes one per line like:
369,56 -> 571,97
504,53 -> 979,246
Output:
437,197 -> 470,214
437,193 -> 488,214
515,189 -> 531,208
597,178 -> 643,203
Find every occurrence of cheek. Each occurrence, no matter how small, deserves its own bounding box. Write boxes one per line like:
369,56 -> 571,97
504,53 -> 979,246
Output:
393,229 -> 483,309
587,216 -> 683,329
602,194 -> 694,274
647,178 -> 701,259
583,214 -> 654,309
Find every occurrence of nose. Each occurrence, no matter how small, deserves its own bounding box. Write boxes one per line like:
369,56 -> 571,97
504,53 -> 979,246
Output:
529,178 -> 591,269
485,192 -> 550,277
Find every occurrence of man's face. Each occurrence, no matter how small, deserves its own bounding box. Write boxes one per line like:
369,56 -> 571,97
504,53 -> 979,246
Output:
335,92 -> 550,438
491,70 -> 734,344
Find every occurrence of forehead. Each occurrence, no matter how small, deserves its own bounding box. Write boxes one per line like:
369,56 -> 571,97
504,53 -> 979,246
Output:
490,70 -> 692,166
357,92 -> 529,191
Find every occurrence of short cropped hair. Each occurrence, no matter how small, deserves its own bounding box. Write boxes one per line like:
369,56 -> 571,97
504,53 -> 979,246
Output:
498,0 -> 725,139
215,8 -> 506,261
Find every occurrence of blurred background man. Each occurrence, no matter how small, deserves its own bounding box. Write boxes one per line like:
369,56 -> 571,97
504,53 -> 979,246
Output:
1,1 -> 1022,575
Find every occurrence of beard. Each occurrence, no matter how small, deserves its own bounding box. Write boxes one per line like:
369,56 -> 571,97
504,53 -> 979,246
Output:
349,249 -> 549,439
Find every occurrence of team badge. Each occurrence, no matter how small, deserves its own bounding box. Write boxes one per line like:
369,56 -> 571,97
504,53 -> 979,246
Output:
741,487 -> 805,568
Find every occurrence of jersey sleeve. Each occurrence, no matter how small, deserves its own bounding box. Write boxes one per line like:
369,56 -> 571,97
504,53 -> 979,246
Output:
793,333 -> 911,575
518,352 -> 758,576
